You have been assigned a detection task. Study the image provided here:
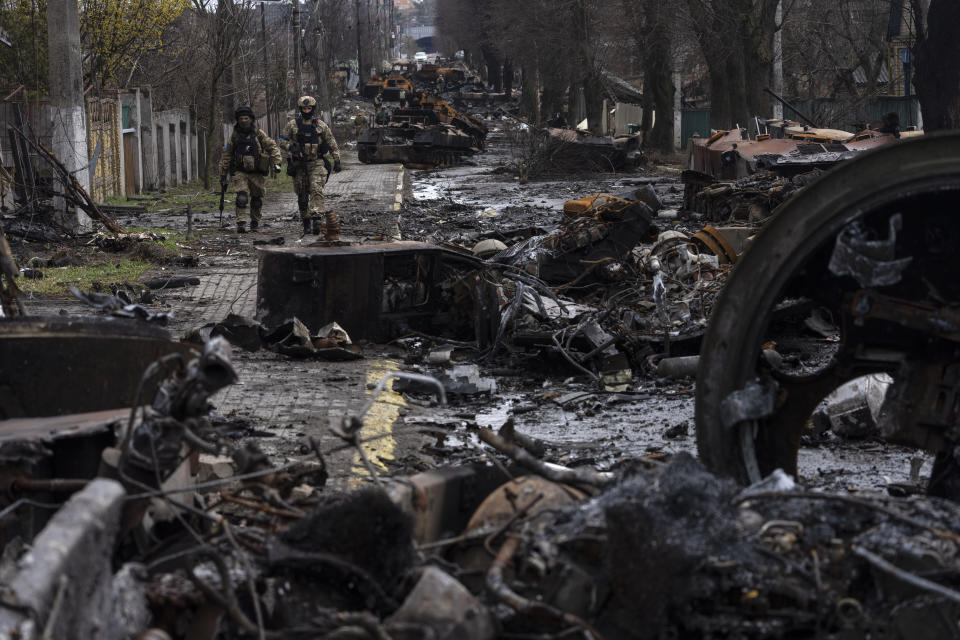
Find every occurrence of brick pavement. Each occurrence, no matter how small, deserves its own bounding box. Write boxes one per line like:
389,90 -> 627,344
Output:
22,153 -> 412,485
168,153 -> 411,482
162,150 -> 405,333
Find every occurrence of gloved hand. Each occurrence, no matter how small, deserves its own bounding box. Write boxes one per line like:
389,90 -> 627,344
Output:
219,174 -> 228,189
333,159 -> 342,173
290,142 -> 302,159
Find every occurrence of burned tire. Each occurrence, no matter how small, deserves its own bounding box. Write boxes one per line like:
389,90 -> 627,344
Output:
695,132 -> 960,485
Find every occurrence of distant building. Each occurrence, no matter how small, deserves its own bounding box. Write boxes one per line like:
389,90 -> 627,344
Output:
405,25 -> 435,52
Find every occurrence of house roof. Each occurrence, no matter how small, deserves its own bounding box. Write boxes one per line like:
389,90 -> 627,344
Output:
601,72 -> 644,104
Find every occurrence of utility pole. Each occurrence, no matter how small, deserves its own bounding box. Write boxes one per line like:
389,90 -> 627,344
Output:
293,0 -> 303,99
46,0 -> 90,231
772,0 -> 784,120
355,0 -> 363,83
260,2 -> 272,136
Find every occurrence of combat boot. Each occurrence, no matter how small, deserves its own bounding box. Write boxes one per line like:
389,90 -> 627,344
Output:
250,219 -> 259,231
237,222 -> 247,233
302,218 -> 312,235
323,211 -> 340,242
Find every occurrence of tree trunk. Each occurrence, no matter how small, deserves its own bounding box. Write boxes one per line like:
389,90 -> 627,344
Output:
519,64 -> 539,124
913,0 -> 960,131
708,67 -> 731,130
580,69 -> 606,133
688,0 -> 776,131
641,86 -> 654,133
645,53 -> 674,150
204,76 -> 219,190
723,46 -> 750,130
573,0 -> 604,132
503,58 -> 513,99
640,0 -> 674,150
481,45 -> 501,91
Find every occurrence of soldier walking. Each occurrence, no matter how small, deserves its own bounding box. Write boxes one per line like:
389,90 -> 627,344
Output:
219,106 -> 282,233
281,96 -> 343,239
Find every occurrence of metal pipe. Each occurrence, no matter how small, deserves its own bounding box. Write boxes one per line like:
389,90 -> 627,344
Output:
2,85 -> 24,102
763,87 -> 817,127
11,477 -> 89,493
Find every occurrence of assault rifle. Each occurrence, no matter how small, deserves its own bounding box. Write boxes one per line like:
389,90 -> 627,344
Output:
218,174 -> 228,229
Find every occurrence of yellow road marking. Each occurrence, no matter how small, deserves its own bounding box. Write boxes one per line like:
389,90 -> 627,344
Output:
350,359 -> 405,487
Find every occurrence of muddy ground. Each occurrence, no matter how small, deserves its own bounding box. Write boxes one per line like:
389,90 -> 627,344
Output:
5,119 -> 933,495
6,104 -> 960,640
390,123 -> 933,494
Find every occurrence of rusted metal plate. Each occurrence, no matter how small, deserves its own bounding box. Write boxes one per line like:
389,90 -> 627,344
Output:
257,242 -> 494,344
386,464 -> 514,544
692,225 -> 740,264
687,127 -> 909,178
0,316 -> 196,419
844,133 -> 900,151
0,408 -> 130,541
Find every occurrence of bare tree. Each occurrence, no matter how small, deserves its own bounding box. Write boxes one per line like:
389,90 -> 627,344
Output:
623,0 -> 679,150
684,0 -> 778,130
189,0 -> 254,187
777,0 -> 904,127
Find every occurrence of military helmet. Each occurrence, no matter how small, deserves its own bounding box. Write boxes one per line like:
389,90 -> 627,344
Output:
234,105 -> 255,120
297,95 -> 317,109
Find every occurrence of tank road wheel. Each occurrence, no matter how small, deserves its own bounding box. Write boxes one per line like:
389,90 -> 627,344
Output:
695,133 -> 960,494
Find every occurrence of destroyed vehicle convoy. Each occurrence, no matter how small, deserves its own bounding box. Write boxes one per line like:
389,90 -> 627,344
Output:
3,106 -> 960,638
358,90 -> 489,167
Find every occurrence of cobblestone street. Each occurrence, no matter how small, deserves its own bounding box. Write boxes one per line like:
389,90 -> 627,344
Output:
22,151 -> 421,486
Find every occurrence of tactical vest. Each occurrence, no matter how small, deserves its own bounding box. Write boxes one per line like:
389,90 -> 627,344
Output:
232,128 -> 269,174
295,116 -> 329,161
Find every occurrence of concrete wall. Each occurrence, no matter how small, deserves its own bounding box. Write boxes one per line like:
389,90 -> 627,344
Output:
138,87 -> 158,191
613,103 -> 644,136
153,107 -> 194,189
0,88 -> 201,200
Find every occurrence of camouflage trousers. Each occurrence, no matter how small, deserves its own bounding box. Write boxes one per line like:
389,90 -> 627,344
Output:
230,172 -> 266,224
292,159 -> 330,220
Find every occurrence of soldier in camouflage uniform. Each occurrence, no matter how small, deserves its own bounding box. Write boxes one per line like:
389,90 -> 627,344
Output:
280,96 -> 343,239
219,106 -> 282,233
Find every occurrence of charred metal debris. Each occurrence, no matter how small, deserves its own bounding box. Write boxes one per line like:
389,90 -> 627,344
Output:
355,61 -> 644,174
359,63 -> 490,167
214,187 -> 743,387
4,63 -> 959,640
682,119 -> 920,222
4,359 -> 960,640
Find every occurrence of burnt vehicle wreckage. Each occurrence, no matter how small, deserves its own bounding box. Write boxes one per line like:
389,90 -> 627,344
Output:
358,63 -> 490,167
696,132 -> 960,491
358,92 -> 489,167
3,65 -> 960,637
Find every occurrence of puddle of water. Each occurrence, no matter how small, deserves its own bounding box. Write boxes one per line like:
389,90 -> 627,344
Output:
413,182 -> 445,201
474,396 -> 517,427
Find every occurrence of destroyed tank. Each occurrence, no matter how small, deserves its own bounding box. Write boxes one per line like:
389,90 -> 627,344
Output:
361,73 -> 415,101
358,96 -> 487,167
357,121 -> 477,167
